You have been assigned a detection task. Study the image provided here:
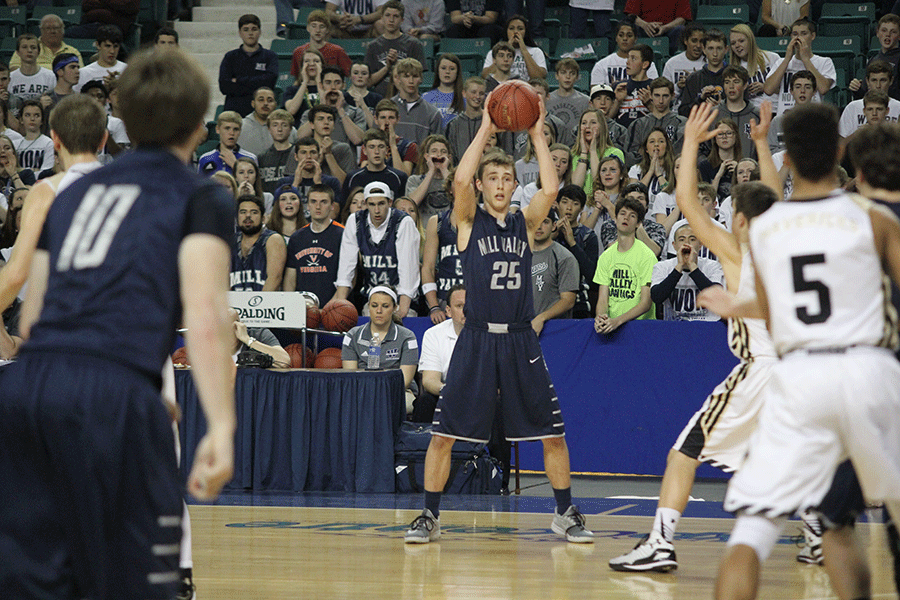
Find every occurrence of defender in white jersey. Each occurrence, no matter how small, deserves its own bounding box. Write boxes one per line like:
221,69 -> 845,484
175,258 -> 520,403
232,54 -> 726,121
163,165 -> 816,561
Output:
702,102 -> 900,600
609,101 -> 780,573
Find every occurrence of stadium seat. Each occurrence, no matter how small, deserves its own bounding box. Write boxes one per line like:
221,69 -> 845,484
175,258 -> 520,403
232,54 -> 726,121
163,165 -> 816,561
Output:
637,36 -> 669,60
819,2 -> 876,45
27,5 -> 81,34
271,38 -> 304,60
812,35 -> 864,79
0,6 -> 26,38
695,4 -> 749,30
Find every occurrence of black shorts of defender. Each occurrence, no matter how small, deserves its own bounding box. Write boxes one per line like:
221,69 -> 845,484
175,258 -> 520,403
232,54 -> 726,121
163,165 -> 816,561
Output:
817,459 -> 865,530
433,321 -> 565,443
0,352 -> 183,600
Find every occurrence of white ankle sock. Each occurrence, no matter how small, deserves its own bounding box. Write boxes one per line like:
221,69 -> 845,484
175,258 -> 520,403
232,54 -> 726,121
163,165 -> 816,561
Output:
652,507 -> 681,542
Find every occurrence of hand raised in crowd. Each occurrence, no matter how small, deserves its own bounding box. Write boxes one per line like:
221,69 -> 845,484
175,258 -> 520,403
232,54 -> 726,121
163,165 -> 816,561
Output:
676,242 -> 698,273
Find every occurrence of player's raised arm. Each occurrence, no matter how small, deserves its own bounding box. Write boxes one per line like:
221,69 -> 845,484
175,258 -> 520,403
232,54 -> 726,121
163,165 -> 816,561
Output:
453,92 -> 497,232
179,232 -> 236,501
522,96 -> 558,235
749,101 -> 782,201
677,104 -> 741,268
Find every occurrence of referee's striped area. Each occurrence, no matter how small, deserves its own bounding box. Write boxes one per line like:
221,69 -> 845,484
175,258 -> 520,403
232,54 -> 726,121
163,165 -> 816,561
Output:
187,500 -> 898,600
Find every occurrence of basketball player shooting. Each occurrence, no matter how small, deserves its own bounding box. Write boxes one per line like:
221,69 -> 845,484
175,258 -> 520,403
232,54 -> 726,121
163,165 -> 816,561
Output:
405,91 -> 594,544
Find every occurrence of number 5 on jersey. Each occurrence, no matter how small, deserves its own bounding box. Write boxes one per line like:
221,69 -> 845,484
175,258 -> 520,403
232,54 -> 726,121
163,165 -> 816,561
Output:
57,184 -> 140,271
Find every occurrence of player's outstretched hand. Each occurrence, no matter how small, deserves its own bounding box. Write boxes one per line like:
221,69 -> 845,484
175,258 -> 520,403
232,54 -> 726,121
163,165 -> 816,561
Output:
749,101 -> 773,141
188,426 -> 234,501
480,91 -> 500,136
697,286 -> 740,318
527,95 -> 547,141
684,103 -> 720,146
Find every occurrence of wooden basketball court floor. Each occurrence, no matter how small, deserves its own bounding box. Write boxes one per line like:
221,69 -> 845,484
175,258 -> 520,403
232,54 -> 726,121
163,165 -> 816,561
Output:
186,489 -> 899,599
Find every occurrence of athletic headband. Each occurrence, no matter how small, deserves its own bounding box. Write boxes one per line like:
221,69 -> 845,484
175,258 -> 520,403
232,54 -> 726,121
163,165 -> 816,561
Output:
368,285 -> 398,303
54,55 -> 79,73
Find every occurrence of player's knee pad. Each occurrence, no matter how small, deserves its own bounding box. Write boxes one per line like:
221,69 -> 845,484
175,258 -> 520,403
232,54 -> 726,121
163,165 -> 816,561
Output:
727,514 -> 787,562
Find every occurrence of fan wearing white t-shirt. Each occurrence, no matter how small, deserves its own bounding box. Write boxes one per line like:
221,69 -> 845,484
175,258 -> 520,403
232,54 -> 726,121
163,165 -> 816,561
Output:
482,17 -> 547,82
839,63 -> 900,138
663,23 -> 706,111
16,100 -> 54,173
591,20 -> 659,87
73,26 -> 127,93
762,19 -> 835,117
8,36 -> 55,103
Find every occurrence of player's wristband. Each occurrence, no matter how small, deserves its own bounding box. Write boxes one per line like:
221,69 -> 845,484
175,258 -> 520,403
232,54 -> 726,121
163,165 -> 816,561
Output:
429,305 -> 442,313
421,282 -> 437,295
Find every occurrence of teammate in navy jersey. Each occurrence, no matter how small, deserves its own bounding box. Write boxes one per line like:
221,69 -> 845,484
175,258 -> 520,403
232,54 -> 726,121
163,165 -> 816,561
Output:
405,93 -> 594,544
0,48 -> 237,599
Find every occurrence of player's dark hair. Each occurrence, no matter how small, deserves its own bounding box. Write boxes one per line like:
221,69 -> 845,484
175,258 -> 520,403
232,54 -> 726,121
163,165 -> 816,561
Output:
117,48 -> 209,147
559,184 -> 587,208
49,95 -> 107,154
849,123 -> 900,192
308,183 -> 335,201
630,44 -> 653,68
96,24 -> 123,45
614,195 -> 647,222
155,26 -> 179,44
783,103 -> 839,182
239,14 -> 261,29
237,194 -> 265,214
732,181 -> 777,221
722,64 -> 750,84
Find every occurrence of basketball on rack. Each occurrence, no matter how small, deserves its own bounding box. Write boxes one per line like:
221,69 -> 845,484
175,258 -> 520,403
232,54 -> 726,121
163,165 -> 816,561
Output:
306,304 -> 321,329
321,299 -> 358,332
285,343 -> 315,368
314,347 -> 344,369
486,80 -> 541,132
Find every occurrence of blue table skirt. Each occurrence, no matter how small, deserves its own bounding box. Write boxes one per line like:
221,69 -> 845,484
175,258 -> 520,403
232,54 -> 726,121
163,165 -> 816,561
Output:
177,368 -> 405,493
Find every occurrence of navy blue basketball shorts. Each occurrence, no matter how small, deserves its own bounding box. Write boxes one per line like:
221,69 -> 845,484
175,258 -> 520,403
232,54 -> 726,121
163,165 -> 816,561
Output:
0,352 -> 183,600
817,459 -> 865,530
433,322 -> 565,443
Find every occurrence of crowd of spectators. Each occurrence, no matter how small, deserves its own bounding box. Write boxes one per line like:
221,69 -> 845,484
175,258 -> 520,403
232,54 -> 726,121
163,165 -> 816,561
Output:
0,1 -> 897,392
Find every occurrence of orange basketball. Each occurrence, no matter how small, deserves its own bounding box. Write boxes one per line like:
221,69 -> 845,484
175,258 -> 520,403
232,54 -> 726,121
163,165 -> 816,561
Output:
321,299 -> 358,332
172,346 -> 190,367
306,304 -> 321,329
285,343 -> 315,368
487,80 -> 541,132
314,347 -> 344,369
